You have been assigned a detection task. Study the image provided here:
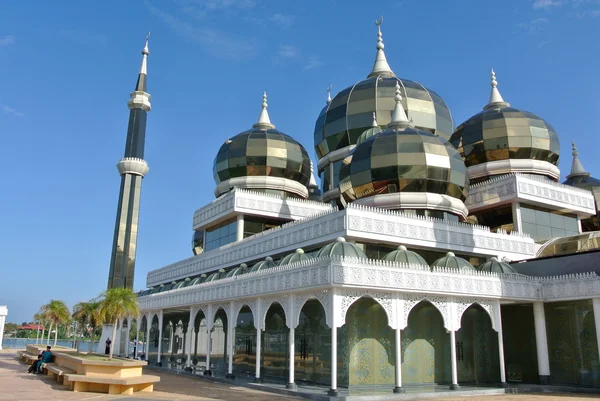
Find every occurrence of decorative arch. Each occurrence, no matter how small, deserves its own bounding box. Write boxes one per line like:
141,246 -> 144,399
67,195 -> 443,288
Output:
400,295 -> 450,331
338,290 -> 394,328
209,304 -> 230,327
293,291 -> 331,328
261,296 -> 290,329
232,300 -> 258,326
455,298 -> 496,332
190,306 -> 208,327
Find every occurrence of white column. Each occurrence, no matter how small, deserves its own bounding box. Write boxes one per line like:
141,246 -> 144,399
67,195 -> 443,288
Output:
135,324 -> 140,359
496,304 -> 507,386
0,306 -> 6,351
186,309 -> 195,369
236,214 -> 245,242
512,202 -> 522,233
205,327 -> 212,376
125,321 -> 131,358
450,330 -> 459,389
287,327 -> 296,389
328,326 -> 338,396
592,299 -> 600,367
157,311 -> 164,364
533,301 -> 551,384
226,313 -> 234,378
393,328 -> 404,393
577,218 -> 583,234
145,316 -> 151,361
255,326 -> 262,382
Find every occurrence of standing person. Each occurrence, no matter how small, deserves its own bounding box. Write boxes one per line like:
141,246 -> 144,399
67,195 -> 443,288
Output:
105,338 -> 112,355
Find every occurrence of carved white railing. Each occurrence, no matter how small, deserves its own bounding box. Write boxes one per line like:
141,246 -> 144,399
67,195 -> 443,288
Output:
192,189 -> 335,230
466,173 -> 596,214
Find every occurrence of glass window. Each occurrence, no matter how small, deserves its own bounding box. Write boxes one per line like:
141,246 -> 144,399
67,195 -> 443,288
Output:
519,205 -> 578,243
205,218 -> 237,251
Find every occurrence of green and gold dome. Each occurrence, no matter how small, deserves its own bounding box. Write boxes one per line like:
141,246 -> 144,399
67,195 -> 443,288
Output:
213,93 -> 312,198
449,70 -> 560,182
339,82 -> 469,220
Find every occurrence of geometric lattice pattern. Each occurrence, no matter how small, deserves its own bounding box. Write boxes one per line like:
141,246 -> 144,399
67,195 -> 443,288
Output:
450,106 -> 560,168
314,77 -> 454,159
339,127 -> 468,201
213,128 -> 311,186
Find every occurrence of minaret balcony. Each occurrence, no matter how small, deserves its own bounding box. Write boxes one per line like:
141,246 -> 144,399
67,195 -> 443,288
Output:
117,157 -> 149,177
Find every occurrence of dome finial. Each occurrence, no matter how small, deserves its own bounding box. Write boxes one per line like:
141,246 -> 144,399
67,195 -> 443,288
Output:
485,68 -> 510,109
135,32 -> 150,92
387,81 -> 411,129
567,140 -> 590,179
367,17 -> 395,79
253,91 -> 275,129
372,112 -> 378,127
326,84 -> 332,105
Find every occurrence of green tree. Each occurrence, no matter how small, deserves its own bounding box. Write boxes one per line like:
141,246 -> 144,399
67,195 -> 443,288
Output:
97,288 -> 139,359
42,300 -> 70,346
33,312 -> 44,343
72,300 -> 100,354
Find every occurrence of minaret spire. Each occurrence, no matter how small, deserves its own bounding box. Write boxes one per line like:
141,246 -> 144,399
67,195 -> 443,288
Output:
135,32 -> 150,92
326,84 -> 332,105
253,92 -> 275,129
367,16 -> 395,79
484,68 -> 510,110
107,34 -> 152,290
567,141 -> 590,179
387,81 -> 411,129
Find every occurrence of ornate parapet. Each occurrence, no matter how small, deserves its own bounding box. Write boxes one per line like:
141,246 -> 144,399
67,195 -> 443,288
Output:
466,173 -> 596,217
192,189 -> 334,231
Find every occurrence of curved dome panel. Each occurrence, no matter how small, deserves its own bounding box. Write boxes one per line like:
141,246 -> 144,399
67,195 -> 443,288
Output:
339,127 -> 468,202
314,77 -> 454,160
383,245 -> 428,266
450,106 -> 559,169
315,237 -> 367,258
431,252 -> 475,271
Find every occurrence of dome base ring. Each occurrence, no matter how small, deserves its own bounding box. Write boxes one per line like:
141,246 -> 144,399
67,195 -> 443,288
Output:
214,176 -> 309,199
351,192 -> 469,220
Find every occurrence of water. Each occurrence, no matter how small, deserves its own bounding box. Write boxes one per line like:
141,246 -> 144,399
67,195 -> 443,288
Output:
2,338 -> 145,354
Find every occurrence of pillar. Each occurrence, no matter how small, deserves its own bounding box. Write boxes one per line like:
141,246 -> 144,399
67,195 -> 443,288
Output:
236,214 -> 245,242
496,304 -> 507,387
592,299 -> 600,368
125,320 -> 131,358
328,326 -> 338,396
135,322 -> 140,359
226,305 -> 235,379
511,202 -> 522,233
145,316 -> 151,361
533,301 -> 551,384
0,306 -> 6,350
204,326 -> 212,376
450,330 -> 459,389
254,326 -> 262,382
393,328 -> 404,393
157,311 -> 163,365
286,327 -> 296,389
186,309 -> 194,370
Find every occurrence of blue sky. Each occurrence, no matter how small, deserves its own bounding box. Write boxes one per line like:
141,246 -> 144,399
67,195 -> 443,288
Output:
1,0 -> 599,324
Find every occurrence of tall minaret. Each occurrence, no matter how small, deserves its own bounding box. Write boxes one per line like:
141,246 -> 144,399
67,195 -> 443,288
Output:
107,34 -> 152,289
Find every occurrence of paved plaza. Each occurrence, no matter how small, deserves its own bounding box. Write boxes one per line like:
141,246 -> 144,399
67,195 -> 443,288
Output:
1,350 -> 599,401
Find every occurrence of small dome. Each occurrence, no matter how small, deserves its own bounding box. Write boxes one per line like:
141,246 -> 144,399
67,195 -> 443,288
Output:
383,245 -> 428,266
250,257 -> 277,273
226,263 -> 248,278
431,252 -> 475,271
206,269 -> 227,282
316,237 -> 367,258
280,248 -> 313,265
449,70 -> 559,181
214,93 -> 312,198
357,113 -> 383,145
479,257 -> 516,274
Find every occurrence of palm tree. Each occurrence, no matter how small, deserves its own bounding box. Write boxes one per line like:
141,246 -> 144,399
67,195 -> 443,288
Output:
72,300 -> 100,354
43,300 -> 71,346
97,288 -> 139,359
33,312 -> 44,344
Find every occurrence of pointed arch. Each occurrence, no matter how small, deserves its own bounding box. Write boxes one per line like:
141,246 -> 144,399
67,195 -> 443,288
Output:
455,299 -> 496,332
233,301 -> 257,326
339,292 -> 393,328
190,306 -> 208,327
261,296 -> 290,329
400,295 -> 450,331
293,291 -> 331,328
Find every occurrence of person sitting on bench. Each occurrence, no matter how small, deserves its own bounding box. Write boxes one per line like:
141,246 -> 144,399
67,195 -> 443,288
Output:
28,346 -> 52,374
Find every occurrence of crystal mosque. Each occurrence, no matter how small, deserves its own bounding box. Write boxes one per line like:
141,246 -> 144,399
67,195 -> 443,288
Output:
104,19 -> 600,394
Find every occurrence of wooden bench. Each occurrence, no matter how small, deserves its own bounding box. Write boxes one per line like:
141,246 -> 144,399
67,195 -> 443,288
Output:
64,374 -> 160,395
43,363 -> 76,384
